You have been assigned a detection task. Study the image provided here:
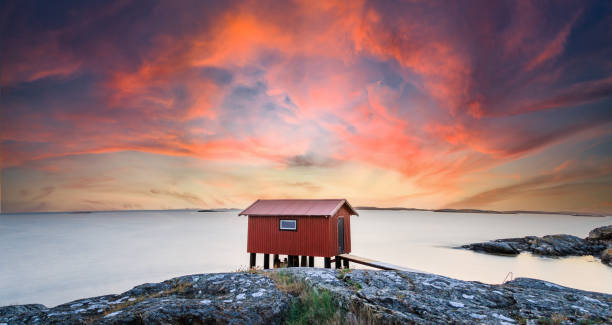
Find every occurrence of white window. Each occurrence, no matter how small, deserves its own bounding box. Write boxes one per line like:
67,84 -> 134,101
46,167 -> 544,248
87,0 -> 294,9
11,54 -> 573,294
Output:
280,219 -> 297,231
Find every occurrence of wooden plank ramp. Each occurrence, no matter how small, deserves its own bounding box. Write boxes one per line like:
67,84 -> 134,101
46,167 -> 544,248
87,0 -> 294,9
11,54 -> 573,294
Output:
338,254 -> 428,273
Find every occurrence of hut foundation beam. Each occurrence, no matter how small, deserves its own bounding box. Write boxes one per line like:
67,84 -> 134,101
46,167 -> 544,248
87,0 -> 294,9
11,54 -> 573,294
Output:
324,257 -> 331,268
308,256 -> 314,267
273,254 -> 279,268
335,256 -> 342,269
263,254 -> 270,269
300,256 -> 307,267
343,258 -> 349,269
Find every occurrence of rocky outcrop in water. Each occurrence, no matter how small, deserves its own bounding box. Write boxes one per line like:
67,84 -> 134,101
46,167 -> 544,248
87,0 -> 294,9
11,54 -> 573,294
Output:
2,268 -> 611,324
460,225 -> 612,266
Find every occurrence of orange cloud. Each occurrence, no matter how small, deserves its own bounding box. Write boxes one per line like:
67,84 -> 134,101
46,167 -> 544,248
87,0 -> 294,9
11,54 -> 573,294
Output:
2,0 -> 611,213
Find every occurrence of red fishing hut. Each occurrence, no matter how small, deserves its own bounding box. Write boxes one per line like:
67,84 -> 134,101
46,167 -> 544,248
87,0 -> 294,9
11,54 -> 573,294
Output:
239,199 -> 358,269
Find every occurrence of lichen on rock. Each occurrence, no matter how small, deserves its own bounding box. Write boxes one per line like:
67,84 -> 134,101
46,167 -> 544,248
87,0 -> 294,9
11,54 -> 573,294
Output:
2,268 -> 610,324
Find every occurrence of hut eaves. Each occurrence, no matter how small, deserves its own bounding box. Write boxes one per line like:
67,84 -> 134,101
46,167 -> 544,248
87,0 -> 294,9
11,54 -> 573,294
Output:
238,199 -> 358,217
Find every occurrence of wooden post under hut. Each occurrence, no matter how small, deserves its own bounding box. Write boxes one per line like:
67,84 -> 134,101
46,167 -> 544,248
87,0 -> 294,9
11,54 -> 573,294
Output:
324,257 -> 331,268
250,253 -> 256,269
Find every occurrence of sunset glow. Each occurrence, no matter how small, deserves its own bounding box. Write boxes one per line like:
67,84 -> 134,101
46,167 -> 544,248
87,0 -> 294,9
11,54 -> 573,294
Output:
1,0 -> 611,213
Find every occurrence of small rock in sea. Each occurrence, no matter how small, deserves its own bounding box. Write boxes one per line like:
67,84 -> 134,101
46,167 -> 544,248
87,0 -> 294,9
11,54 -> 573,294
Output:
601,248 -> 612,265
588,225 -> 612,241
463,241 -> 519,255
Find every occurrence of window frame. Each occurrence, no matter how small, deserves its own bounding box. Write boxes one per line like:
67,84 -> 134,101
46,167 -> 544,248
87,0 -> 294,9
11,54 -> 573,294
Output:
279,219 -> 297,231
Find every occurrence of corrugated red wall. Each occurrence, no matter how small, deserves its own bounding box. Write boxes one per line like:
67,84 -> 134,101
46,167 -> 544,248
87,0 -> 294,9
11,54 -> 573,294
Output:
247,205 -> 352,257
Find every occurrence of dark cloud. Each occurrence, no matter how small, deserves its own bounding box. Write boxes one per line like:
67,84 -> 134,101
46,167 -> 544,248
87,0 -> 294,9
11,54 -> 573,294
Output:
199,66 -> 234,85
285,153 -> 339,168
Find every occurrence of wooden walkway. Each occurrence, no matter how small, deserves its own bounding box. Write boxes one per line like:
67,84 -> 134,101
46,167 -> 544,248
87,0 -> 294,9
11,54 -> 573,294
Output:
338,254 -> 427,273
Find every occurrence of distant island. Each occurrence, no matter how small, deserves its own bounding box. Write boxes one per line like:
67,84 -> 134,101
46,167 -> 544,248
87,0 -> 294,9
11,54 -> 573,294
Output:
197,208 -> 240,213
355,207 -> 609,218
354,206 -> 428,211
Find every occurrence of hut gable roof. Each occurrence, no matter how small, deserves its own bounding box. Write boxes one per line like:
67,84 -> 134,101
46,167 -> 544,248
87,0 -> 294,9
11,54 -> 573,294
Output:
239,199 -> 358,217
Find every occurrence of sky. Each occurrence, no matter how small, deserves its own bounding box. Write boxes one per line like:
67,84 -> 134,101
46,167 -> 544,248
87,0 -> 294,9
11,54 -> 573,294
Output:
1,0 -> 611,214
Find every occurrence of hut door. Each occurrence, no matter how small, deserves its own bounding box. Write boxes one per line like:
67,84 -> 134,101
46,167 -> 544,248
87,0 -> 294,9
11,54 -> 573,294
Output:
337,218 -> 345,254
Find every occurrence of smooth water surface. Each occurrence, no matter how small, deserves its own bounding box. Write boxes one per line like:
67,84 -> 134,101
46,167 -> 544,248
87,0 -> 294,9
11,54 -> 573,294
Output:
1,210 -> 611,306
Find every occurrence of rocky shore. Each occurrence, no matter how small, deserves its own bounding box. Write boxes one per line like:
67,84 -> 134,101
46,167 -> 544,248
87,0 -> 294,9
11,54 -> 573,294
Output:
2,268 -> 611,324
460,225 -> 612,266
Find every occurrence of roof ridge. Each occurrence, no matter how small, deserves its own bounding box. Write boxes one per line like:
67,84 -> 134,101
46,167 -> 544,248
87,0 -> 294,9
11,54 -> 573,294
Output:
238,198 -> 357,216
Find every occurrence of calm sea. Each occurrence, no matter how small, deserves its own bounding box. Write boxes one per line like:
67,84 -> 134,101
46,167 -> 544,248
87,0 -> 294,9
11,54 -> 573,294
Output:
1,210 -> 611,307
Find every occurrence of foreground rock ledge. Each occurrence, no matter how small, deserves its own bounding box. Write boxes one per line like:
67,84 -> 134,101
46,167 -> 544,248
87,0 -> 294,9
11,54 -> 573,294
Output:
2,269 -> 611,324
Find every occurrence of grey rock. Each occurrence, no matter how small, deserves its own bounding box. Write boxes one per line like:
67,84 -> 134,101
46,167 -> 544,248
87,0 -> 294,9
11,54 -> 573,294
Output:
0,304 -> 47,319
602,248 -> 612,266
3,268 -> 610,324
289,268 -> 612,324
588,225 -> 612,241
464,241 -> 519,255
0,273 -> 290,324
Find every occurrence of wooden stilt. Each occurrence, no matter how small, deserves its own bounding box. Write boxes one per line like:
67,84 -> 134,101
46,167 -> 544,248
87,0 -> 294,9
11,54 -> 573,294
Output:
335,256 -> 342,269
343,258 -> 349,269
324,257 -> 331,268
263,254 -> 270,269
300,255 -> 307,267
289,255 -> 297,267
308,256 -> 314,267
273,254 -> 280,268
250,253 -> 256,269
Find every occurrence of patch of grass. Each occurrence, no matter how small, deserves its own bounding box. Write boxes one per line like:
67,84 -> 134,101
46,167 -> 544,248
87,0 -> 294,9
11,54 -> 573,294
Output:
514,315 -> 527,325
268,270 -> 308,295
269,270 -> 383,324
344,278 -> 362,291
287,287 -> 339,325
536,314 -> 567,325
345,299 -> 379,325
336,269 -> 362,291
268,270 -> 341,325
